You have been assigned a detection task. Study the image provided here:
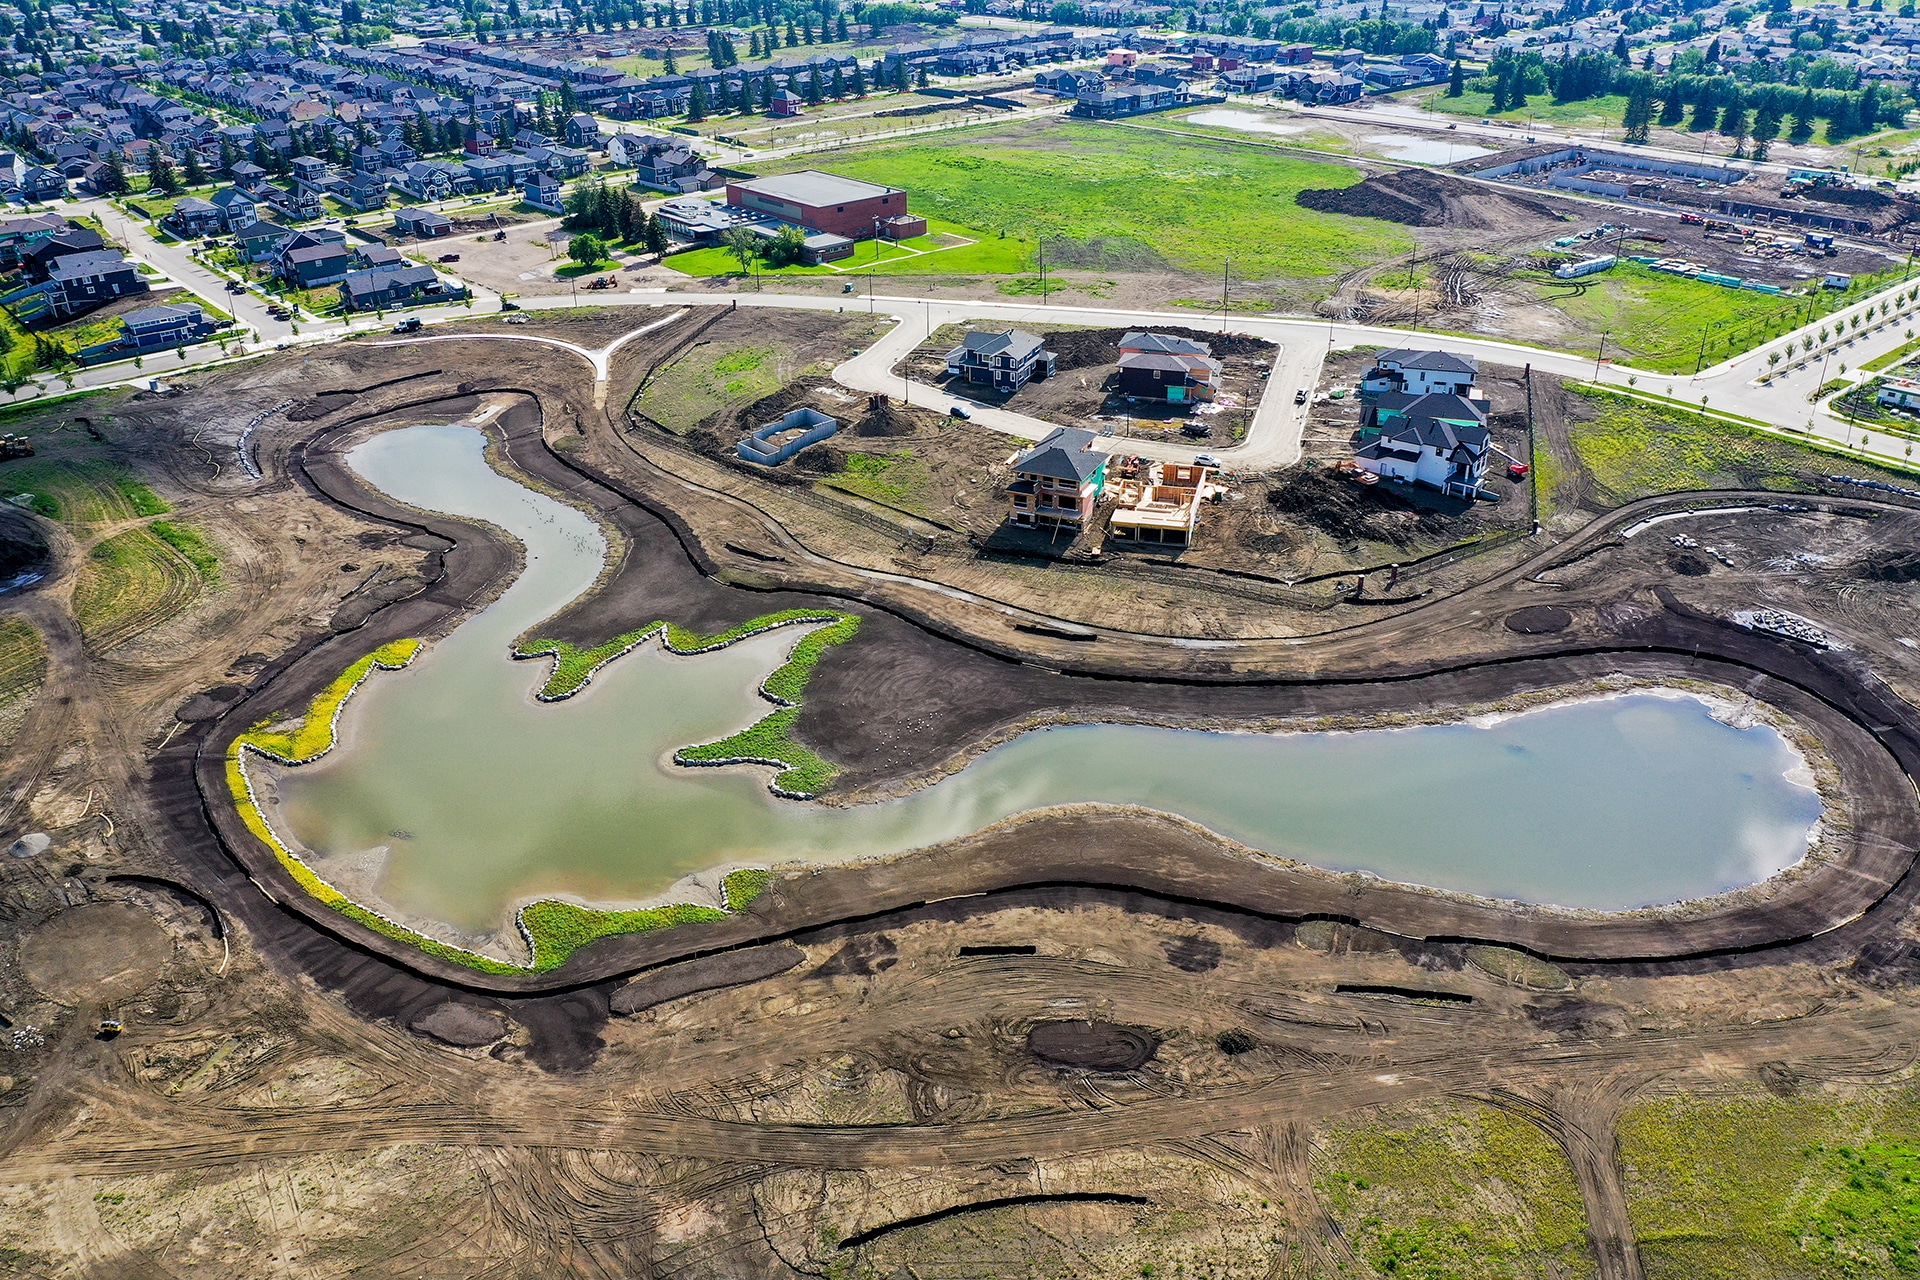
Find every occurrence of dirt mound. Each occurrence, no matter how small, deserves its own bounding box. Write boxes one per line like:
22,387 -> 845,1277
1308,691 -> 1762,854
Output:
1263,466 -> 1454,546
1859,550 -> 1920,583
19,903 -> 173,1006
1504,605 -> 1572,634
1669,552 -> 1713,576
1801,185 -> 1895,208
410,1003 -> 507,1047
610,942 -> 807,1015
286,397 -> 344,422
1297,170 -> 1564,231
0,508 -> 49,586
853,403 -> 918,437
1163,936 -> 1221,973
1040,325 -> 1272,373
1027,1020 -> 1158,1071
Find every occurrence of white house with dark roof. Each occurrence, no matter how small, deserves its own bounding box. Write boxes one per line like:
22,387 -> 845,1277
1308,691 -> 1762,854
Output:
1362,347 -> 1481,399
1354,392 -> 1493,498
945,328 -> 1056,393
1006,426 -> 1108,532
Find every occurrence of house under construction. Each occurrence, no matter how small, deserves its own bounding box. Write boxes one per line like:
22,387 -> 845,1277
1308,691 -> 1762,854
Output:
1106,459 -> 1218,548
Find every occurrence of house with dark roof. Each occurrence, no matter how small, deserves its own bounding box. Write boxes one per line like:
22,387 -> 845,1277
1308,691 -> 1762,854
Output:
1117,350 -> 1224,403
1006,426 -> 1110,532
392,206 -> 453,237
1354,393 -> 1493,497
232,218 -> 293,262
117,301 -> 209,350
1362,348 -> 1481,399
41,248 -> 147,317
23,227 -> 105,280
339,262 -> 462,311
281,241 -> 352,287
165,195 -> 223,237
945,328 -> 1055,394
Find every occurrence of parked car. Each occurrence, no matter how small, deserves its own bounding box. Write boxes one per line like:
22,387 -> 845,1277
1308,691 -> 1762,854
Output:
1507,461 -> 1531,480
392,317 -> 422,333
1193,453 -> 1224,468
1294,388 -> 1308,404
949,404 -> 971,419
438,253 -> 460,263
225,280 -> 245,293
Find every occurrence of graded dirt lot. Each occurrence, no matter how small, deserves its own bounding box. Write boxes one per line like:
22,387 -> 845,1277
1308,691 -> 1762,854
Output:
0,311 -> 1918,1278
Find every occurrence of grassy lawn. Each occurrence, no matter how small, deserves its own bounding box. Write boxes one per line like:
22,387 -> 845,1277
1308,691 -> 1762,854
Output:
1540,263 -> 1812,373
0,616 -> 44,700
1418,87 -> 1633,130
1559,387 -> 1918,508
71,526 -> 206,650
820,450 -> 934,515
0,457 -> 168,526
1313,1099 -> 1593,1279
667,216 -> 1032,279
555,258 -> 622,278
1620,1087 -> 1920,1279
743,118 -> 1412,281
634,340 -> 795,433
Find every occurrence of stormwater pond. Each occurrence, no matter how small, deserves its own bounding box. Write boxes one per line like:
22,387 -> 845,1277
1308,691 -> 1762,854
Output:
269,424 -> 1823,935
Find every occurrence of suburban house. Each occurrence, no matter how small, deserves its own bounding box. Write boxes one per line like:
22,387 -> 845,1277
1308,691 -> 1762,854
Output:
0,213 -> 66,266
769,88 -> 804,117
208,185 -> 260,229
281,242 -> 352,288
341,173 -> 389,212
524,171 -> 564,213
1354,395 -> 1493,497
29,248 -> 148,320
1108,459 -> 1215,548
23,227 -> 106,278
340,263 -> 462,311
945,328 -> 1056,394
724,171 -> 909,241
392,206 -> 454,238
1361,348 -> 1481,399
165,196 -> 224,237
1115,332 -> 1222,403
351,244 -> 407,274
232,219 -> 293,262
117,301 -> 209,350
1006,427 -> 1109,532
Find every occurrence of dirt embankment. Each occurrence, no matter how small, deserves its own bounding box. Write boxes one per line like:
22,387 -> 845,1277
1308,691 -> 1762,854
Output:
1296,169 -> 1570,232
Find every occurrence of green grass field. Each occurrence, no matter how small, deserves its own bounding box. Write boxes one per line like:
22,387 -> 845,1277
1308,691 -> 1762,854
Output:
1620,1087 -> 1920,1279
1559,387 -> 1919,508
1418,87 -> 1633,130
821,450 -> 934,515
0,616 -> 44,700
1314,1099 -> 1593,1279
1542,263 -> 1811,373
0,458 -> 169,526
634,340 -> 796,433
737,119 -> 1411,281
71,526 -> 206,650
667,216 -> 1032,279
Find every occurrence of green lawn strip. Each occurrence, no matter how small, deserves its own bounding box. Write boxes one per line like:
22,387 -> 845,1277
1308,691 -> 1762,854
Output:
225,636 -> 789,975
666,216 -> 1031,280
1620,1089 -> 1920,1280
722,867 -> 773,910
1863,336 -> 1920,373
819,450 -> 933,515
1315,1098 -> 1593,1279
149,520 -> 219,582
1420,88 -> 1632,128
0,616 -> 45,699
518,900 -> 729,973
742,121 -> 1407,280
635,341 -> 791,432
521,609 -> 859,797
1566,385 -> 1920,499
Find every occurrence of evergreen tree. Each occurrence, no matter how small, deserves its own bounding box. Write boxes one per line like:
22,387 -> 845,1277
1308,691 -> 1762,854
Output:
181,145 -> 206,186
1612,32 -> 1627,60
1446,58 -> 1463,96
688,79 -> 709,119
836,12 -> 848,39
662,46 -> 677,72
1657,79 -> 1685,126
644,211 -> 667,255
102,147 -> 129,195
831,66 -> 846,97
148,148 -> 179,194
807,65 -> 823,102
850,61 -> 866,96
1621,77 -> 1654,142
1688,92 -> 1716,131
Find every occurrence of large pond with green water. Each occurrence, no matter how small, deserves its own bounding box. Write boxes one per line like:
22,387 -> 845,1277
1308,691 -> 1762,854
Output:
266,424 -> 1824,934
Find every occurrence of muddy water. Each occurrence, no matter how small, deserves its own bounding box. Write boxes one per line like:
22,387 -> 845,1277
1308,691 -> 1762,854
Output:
271,425 -> 1823,933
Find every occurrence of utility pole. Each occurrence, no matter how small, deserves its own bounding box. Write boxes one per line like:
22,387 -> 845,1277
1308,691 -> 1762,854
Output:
1693,326 -> 1709,375
1219,257 -> 1229,333
1039,239 -> 1046,305
1594,331 -> 1608,380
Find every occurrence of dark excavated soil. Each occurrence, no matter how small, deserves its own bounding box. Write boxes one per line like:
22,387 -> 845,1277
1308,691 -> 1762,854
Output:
1163,936 -> 1222,973
1027,1020 -> 1158,1071
410,1002 -> 508,1046
609,942 -> 806,1014
0,508 -> 49,586
1504,606 -> 1573,634
1296,169 -> 1566,230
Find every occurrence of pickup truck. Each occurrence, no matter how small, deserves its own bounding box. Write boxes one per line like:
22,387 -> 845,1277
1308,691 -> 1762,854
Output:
1294,388 -> 1309,405
392,317 -> 422,334
437,253 -> 461,263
